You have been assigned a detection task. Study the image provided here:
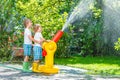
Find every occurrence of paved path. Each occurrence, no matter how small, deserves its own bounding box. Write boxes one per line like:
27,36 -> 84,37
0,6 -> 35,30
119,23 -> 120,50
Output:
0,64 -> 119,80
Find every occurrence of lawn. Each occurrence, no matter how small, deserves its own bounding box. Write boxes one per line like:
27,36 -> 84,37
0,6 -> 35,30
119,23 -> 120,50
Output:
55,55 -> 120,75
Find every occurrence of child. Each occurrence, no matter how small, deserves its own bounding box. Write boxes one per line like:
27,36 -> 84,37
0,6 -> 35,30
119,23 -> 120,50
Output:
32,24 -> 45,72
23,19 -> 40,72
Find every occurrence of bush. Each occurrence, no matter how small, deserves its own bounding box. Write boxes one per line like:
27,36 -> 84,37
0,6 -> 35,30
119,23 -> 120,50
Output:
0,0 -> 22,61
114,38 -> 120,54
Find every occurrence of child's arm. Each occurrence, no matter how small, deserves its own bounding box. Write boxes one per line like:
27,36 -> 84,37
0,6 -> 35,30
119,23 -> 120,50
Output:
42,38 -> 49,42
42,38 -> 46,41
28,35 -> 42,43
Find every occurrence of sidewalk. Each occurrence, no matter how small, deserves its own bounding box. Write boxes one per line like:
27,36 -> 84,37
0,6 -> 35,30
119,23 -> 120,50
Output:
0,64 -> 119,80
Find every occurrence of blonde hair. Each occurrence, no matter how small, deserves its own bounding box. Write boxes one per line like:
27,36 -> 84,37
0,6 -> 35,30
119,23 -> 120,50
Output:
34,24 -> 42,32
23,19 -> 31,27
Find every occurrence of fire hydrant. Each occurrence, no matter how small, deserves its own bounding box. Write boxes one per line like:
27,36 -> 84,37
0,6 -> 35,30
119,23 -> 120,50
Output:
38,30 -> 63,74
38,41 -> 59,74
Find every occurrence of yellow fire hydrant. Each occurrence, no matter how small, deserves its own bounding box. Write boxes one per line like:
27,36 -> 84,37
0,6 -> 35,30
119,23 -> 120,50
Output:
38,41 -> 59,74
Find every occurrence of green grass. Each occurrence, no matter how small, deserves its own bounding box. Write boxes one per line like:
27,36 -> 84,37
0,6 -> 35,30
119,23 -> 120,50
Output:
55,56 -> 120,75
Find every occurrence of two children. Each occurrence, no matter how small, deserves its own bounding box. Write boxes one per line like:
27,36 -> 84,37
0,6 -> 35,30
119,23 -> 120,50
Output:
23,19 -> 45,72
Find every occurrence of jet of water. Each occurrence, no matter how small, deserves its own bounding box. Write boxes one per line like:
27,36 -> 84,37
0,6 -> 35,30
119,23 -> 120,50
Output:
103,0 -> 120,46
62,0 -> 95,32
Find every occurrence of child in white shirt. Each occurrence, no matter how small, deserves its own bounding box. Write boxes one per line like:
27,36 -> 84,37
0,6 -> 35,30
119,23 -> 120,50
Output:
32,24 -> 45,72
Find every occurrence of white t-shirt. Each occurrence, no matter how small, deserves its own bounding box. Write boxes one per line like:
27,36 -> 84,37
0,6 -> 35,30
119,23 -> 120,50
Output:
34,32 -> 43,47
24,28 -> 32,44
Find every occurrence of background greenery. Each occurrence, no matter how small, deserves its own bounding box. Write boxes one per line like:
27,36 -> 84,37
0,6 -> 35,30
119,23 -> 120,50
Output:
0,0 -> 120,75
0,0 -> 120,59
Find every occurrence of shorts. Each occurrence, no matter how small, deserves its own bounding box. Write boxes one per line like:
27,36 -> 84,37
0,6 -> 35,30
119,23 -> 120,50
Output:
23,44 -> 32,56
33,46 -> 42,60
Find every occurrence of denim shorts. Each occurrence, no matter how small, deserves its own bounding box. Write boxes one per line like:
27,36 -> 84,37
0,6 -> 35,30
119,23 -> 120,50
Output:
23,44 -> 32,56
33,46 -> 42,60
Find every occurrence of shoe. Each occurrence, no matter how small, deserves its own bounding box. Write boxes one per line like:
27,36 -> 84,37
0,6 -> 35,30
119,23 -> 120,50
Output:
32,62 -> 41,73
23,62 -> 32,72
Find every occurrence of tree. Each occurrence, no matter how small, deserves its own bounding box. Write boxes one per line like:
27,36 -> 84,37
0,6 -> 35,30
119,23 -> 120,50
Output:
0,0 -> 22,61
16,0 -> 76,57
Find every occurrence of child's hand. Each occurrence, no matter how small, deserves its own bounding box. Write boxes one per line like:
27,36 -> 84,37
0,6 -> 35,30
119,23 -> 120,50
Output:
32,44 -> 34,46
47,40 -> 51,42
42,38 -> 45,41
44,40 -> 51,42
42,38 -> 47,42
38,40 -> 42,44
38,38 -> 46,44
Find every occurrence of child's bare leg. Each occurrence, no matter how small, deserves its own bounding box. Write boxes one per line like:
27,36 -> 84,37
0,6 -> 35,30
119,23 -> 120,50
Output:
34,60 -> 39,63
24,56 -> 29,62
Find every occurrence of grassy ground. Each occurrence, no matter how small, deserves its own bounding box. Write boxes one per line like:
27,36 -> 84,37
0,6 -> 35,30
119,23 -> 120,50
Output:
55,55 -> 120,75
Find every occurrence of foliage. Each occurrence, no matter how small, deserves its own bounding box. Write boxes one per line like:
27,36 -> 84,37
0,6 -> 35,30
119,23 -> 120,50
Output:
80,16 -> 103,56
55,31 -> 73,57
0,0 -> 114,60
55,55 -> 120,75
114,38 -> 120,52
16,0 -> 104,57
0,0 -> 79,60
16,0 -> 68,37
68,0 -> 103,57
16,0 -> 77,57
0,0 -> 22,61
